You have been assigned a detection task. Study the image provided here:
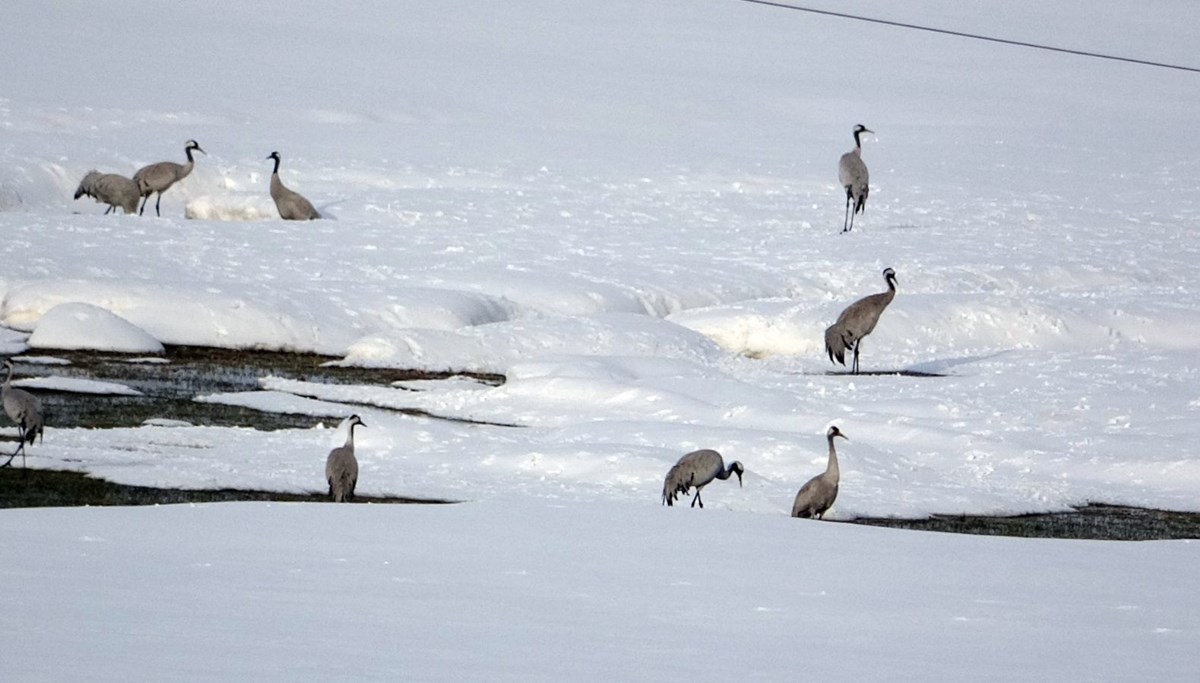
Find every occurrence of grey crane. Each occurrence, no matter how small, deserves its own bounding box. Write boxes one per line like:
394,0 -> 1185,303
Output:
267,152 -> 320,220
662,448 -> 744,508
325,414 -> 365,502
133,139 -> 205,216
791,425 -> 847,519
1,359 -> 45,469
838,124 -> 873,233
73,170 -> 140,215
824,267 -> 898,374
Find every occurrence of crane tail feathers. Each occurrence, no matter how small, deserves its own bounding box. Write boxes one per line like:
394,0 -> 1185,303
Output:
824,325 -> 847,366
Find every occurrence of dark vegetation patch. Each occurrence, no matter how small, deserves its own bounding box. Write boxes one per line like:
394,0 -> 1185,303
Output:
9,346 -> 504,431
849,504 -> 1200,541
0,467 -> 454,509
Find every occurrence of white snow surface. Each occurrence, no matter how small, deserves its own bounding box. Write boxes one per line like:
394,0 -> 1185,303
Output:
27,302 -> 164,353
2,0 -> 1199,678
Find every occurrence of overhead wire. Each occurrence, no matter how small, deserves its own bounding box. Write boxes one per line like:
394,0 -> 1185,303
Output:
737,0 -> 1200,74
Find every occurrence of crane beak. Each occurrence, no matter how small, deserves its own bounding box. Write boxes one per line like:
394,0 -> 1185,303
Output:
736,471 -> 744,487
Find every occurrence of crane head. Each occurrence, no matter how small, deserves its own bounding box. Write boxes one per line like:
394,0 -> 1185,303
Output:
186,139 -> 207,155
827,425 -> 848,441
267,151 -> 280,161
731,461 -> 745,487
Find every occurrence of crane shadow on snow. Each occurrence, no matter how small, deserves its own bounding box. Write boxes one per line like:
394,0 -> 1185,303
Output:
823,369 -> 947,378
818,352 -> 1012,378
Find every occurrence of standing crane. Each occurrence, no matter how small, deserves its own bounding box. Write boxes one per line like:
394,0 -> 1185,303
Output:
1,359 -> 44,468
791,425 -> 848,519
133,139 -> 205,216
325,414 -> 365,502
824,267 -> 898,374
838,124 -> 873,233
266,152 -> 320,220
662,448 -> 744,508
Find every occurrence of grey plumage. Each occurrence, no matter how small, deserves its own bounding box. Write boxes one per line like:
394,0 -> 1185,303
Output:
133,139 -> 205,216
73,170 -> 140,215
325,414 -> 365,502
791,426 -> 847,519
267,152 -> 320,220
838,124 -> 872,233
825,267 -> 898,374
662,448 -> 744,508
1,359 -> 45,469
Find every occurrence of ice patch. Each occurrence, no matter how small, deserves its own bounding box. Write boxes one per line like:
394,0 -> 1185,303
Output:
14,376 -> 143,396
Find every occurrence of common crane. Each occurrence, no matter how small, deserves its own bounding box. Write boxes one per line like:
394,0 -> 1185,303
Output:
267,152 -> 320,220
133,139 -> 205,216
325,414 -> 365,502
662,448 -> 744,508
838,124 -> 873,233
74,171 -> 140,215
824,267 -> 898,374
1,359 -> 44,468
791,425 -> 847,520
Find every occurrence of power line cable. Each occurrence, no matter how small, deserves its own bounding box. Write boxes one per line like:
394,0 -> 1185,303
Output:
738,0 -> 1200,74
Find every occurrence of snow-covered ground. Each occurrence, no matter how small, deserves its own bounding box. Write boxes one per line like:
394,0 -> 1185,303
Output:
2,0 -> 1198,678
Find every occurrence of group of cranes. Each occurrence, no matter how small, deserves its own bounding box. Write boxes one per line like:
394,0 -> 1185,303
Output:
31,125 -> 886,513
73,141 -> 320,221
661,425 -> 848,519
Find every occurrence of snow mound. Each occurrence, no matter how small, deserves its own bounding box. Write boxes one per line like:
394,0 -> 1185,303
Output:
185,195 -> 277,221
340,312 -> 724,373
27,302 -> 164,353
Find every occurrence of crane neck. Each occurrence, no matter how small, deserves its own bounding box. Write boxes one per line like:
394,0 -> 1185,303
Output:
852,129 -> 863,151
2,364 -> 11,389
271,155 -> 281,175
825,435 -> 840,481
185,146 -> 195,164
344,422 -> 358,448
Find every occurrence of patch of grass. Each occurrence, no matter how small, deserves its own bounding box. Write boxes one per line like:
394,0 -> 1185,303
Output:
0,467 -> 453,509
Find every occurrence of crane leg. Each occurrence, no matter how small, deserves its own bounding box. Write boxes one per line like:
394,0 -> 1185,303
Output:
842,194 -> 852,233
138,195 -> 148,215
5,431 -> 26,467
154,194 -> 162,217
104,205 -> 113,216
691,490 -> 703,508
852,342 -> 861,374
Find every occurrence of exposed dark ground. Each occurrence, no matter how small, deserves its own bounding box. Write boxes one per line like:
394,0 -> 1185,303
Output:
848,505 -> 1200,541
7,346 -> 503,432
0,467 -> 453,508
